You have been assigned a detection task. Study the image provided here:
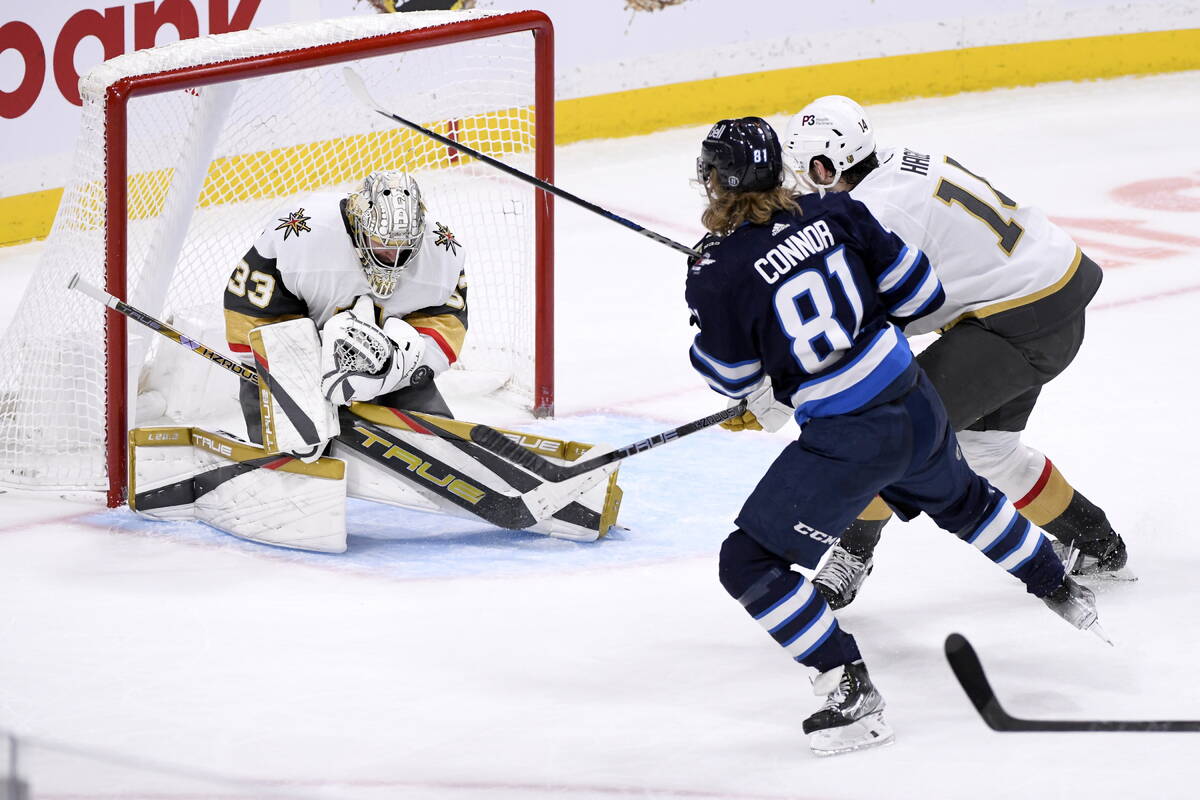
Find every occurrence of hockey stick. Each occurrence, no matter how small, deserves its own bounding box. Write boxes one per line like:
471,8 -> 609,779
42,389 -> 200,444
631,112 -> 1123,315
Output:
945,633 -> 1200,732
69,273 -> 261,384
342,67 -> 701,259
67,274 -> 587,529
338,415 -> 604,530
68,274 -> 434,390
448,402 -> 747,482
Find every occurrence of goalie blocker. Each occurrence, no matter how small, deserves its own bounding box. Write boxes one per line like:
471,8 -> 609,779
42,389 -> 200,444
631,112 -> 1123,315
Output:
129,406 -> 623,551
249,316 -> 339,457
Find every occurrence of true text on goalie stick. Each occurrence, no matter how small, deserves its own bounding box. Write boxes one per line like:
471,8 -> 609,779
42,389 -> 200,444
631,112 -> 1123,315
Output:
342,67 -> 701,259
65,273 -> 592,530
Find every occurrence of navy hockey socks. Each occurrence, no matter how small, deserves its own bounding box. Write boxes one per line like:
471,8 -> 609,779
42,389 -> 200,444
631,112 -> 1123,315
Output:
961,492 -> 1063,597
719,530 -> 861,673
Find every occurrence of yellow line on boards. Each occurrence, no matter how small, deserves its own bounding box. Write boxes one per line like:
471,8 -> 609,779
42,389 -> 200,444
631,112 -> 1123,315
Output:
0,188 -> 64,246
2,28 -> 1197,247
555,28 -> 1200,142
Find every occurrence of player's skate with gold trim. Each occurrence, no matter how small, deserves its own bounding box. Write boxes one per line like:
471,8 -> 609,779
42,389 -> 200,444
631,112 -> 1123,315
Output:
802,661 -> 895,756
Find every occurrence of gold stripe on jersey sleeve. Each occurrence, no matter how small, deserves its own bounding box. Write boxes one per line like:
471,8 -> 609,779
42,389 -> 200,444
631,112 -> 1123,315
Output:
224,309 -> 303,350
939,248 -> 1083,333
404,312 -> 467,361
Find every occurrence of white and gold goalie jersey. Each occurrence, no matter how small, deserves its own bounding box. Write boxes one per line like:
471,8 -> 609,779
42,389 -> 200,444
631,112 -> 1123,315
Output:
224,191 -> 468,371
850,147 -> 1090,337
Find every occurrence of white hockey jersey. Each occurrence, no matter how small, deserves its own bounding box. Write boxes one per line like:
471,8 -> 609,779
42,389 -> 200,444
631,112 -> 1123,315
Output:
850,147 -> 1082,336
225,191 -> 468,368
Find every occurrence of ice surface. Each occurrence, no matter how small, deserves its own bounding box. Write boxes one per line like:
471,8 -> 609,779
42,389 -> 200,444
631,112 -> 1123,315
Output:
2,72 -> 1199,797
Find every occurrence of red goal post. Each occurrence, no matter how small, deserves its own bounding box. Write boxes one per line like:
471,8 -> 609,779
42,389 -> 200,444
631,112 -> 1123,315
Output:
0,10 -> 555,507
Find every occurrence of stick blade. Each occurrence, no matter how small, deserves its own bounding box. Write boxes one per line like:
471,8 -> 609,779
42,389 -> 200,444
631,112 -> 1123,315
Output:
944,633 -> 1011,731
342,66 -> 379,111
946,633 -> 1200,733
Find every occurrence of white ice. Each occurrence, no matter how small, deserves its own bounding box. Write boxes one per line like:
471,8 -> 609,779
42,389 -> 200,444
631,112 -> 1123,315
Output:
2,72 -> 1200,798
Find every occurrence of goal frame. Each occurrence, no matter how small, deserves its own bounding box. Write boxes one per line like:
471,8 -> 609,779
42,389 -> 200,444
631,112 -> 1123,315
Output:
98,11 -> 555,507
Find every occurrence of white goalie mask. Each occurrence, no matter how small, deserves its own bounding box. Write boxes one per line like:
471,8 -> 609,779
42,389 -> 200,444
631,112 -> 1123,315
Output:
345,170 -> 426,299
783,95 -> 876,191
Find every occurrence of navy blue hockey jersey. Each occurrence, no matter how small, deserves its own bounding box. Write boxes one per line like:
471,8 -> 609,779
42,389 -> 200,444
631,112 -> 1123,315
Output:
686,192 -> 944,425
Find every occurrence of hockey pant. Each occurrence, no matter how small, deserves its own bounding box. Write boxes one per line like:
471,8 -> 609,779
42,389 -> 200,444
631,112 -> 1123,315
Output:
719,370 -> 1064,673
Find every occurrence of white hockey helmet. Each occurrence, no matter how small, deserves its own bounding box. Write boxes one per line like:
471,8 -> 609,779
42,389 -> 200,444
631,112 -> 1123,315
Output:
782,95 -> 876,190
345,170 -> 426,299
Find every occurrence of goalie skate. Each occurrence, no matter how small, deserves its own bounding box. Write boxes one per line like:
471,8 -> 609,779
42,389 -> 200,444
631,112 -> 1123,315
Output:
803,662 -> 895,756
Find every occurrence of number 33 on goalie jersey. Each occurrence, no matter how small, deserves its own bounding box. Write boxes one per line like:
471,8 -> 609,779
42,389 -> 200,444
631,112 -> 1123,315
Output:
223,191 -> 469,370
686,192 -> 945,425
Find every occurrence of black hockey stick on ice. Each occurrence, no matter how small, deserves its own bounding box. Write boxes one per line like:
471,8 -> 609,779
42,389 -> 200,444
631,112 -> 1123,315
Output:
67,274 -> 584,528
945,633 -> 1200,732
342,67 -> 701,259
458,402 -> 748,483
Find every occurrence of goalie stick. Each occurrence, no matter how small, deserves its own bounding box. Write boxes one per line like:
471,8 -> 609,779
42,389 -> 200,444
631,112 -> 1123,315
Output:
67,274 -> 591,529
342,67 -> 701,259
945,633 -> 1200,732
435,404 -> 748,483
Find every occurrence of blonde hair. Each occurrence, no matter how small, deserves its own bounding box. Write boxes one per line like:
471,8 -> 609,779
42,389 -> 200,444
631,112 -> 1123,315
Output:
700,174 -> 800,235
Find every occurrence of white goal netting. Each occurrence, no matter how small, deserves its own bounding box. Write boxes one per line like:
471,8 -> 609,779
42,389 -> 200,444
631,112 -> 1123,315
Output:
0,10 -> 550,497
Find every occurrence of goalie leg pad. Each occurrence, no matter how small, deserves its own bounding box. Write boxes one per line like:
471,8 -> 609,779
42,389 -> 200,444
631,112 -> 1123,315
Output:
336,406 -> 624,541
130,427 -> 347,553
249,318 -> 339,456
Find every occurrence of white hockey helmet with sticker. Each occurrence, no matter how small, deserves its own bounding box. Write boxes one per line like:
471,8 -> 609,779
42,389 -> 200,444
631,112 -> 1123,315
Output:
783,95 -> 876,191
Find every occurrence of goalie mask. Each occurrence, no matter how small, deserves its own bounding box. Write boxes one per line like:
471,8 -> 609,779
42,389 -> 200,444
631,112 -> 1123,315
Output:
783,95 -> 876,191
345,170 -> 426,299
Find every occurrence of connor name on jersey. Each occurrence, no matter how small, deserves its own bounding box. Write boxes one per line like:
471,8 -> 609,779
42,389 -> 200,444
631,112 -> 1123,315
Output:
686,192 -> 945,425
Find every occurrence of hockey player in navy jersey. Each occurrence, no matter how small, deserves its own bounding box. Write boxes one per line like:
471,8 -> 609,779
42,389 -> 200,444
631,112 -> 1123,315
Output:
689,117 -> 1105,756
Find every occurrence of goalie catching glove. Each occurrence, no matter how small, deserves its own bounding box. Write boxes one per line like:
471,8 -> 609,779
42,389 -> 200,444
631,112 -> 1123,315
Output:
320,295 -> 427,405
722,378 -> 794,433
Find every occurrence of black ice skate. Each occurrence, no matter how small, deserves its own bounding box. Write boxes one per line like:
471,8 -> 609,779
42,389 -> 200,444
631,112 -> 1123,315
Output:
1042,575 -> 1111,644
813,545 -> 874,610
1052,535 -> 1136,582
802,661 -> 894,756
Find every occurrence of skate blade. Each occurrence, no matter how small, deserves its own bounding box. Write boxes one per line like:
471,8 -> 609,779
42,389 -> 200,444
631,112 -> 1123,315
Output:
1086,619 -> 1114,646
1074,566 -> 1138,583
808,712 -> 895,757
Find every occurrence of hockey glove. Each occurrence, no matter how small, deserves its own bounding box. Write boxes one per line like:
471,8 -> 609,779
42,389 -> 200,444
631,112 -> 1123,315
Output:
320,298 -> 426,405
721,379 -> 793,433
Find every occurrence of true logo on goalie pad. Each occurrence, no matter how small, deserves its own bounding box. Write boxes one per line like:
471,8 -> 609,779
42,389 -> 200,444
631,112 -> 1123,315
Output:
501,433 -> 563,453
353,425 -> 484,504
194,432 -> 235,459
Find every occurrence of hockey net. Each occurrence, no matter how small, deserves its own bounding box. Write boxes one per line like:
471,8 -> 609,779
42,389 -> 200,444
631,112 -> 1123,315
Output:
0,10 -> 554,505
